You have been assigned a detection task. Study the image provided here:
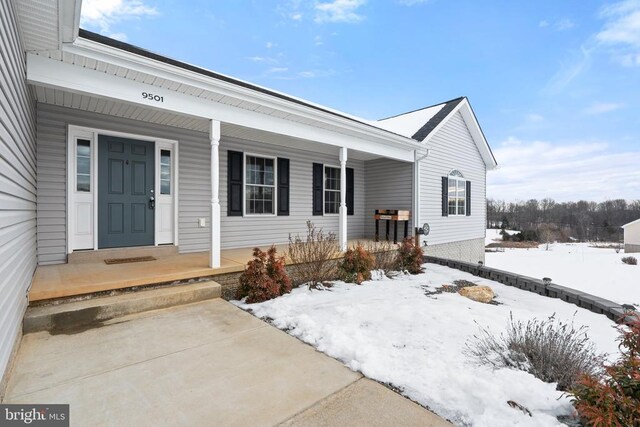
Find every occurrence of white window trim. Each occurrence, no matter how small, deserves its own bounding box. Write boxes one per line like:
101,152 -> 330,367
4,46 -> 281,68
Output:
448,175 -> 467,217
323,164 -> 341,216
66,125 -> 179,254
242,152 -> 277,217
155,141 -> 179,245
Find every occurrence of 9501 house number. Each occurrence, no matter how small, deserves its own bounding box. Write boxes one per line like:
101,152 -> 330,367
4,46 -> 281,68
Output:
142,92 -> 164,102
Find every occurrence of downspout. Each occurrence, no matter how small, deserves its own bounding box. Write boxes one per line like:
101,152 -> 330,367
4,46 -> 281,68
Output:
413,149 -> 430,245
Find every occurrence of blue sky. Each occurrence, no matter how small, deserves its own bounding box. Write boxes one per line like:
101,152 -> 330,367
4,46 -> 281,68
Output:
80,0 -> 640,202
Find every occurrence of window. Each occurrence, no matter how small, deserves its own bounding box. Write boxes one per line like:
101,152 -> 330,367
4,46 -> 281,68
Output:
245,155 -> 275,215
76,139 -> 91,192
324,166 -> 340,214
448,170 -> 466,216
160,149 -> 171,195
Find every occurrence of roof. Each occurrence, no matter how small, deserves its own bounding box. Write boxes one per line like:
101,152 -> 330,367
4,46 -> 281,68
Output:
78,29 -> 410,141
622,218 -> 640,228
377,97 -> 498,169
377,97 -> 465,141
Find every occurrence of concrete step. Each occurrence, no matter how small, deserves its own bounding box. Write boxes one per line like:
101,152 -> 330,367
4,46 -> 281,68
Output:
68,245 -> 179,264
24,281 -> 221,334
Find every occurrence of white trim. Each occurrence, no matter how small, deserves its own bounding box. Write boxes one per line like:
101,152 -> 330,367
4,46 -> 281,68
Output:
66,125 -> 178,254
323,164 -> 341,216
63,39 -> 423,151
242,152 -> 278,217
155,141 -> 178,245
28,53 -> 417,163
447,174 -> 467,217
622,218 -> 640,228
338,147 -> 348,252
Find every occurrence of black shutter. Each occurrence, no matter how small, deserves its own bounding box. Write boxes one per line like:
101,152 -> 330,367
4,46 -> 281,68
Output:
466,181 -> 471,216
441,176 -> 448,217
277,158 -> 290,216
227,150 -> 243,216
346,167 -> 354,216
312,163 -> 323,215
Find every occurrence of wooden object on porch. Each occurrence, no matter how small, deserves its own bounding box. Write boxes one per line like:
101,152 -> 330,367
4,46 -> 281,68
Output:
374,210 -> 411,244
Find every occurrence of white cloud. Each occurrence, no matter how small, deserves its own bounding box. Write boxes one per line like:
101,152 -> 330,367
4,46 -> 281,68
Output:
555,18 -> 575,31
539,20 -> 550,28
584,102 -> 623,114
488,137 -> 640,201
266,41 -> 276,49
81,0 -> 157,39
596,0 -> 640,65
526,113 -> 545,122
267,67 -> 289,73
314,0 -> 366,24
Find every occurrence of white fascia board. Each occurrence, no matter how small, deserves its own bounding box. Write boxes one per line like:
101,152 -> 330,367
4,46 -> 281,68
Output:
421,98 -> 498,170
59,0 -> 81,43
27,54 -> 414,162
63,39 -> 423,152
622,218 -> 640,228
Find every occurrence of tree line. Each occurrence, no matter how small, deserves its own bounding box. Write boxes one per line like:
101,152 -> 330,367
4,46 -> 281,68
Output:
487,199 -> 640,242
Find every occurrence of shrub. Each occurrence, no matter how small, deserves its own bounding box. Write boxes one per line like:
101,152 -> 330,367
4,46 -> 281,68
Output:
236,246 -> 292,303
287,221 -> 339,288
364,240 -> 398,274
621,256 -> 637,265
395,238 -> 424,274
465,313 -> 604,391
571,313 -> 640,426
339,243 -> 375,284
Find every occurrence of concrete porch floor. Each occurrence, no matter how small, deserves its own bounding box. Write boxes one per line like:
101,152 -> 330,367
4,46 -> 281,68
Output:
3,299 -> 450,426
30,240 -> 396,302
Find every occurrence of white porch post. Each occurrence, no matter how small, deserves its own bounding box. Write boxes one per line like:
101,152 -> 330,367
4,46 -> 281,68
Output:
210,119 -> 221,268
339,147 -> 348,252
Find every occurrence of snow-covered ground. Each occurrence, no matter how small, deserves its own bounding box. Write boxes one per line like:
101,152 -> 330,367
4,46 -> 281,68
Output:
486,242 -> 640,307
484,228 -> 518,246
234,265 -> 619,427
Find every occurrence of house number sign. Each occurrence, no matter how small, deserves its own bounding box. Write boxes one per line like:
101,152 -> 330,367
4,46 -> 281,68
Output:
142,92 -> 164,103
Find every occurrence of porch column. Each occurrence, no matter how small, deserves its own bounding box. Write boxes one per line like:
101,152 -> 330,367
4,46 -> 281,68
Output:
210,120 -> 221,268
339,147 -> 348,252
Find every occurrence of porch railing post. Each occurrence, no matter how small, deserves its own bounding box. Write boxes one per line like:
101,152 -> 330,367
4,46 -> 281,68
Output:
210,119 -> 221,268
339,147 -> 348,252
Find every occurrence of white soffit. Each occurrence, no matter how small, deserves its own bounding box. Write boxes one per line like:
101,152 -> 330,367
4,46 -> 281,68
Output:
14,0 -> 60,51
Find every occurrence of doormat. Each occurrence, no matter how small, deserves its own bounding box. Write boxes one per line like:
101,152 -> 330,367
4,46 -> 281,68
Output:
104,256 -> 157,265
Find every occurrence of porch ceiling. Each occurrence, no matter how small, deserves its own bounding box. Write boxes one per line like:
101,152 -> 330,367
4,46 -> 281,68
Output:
32,84 -> 211,133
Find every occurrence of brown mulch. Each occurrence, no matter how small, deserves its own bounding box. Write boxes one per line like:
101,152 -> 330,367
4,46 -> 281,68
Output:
486,241 -> 539,249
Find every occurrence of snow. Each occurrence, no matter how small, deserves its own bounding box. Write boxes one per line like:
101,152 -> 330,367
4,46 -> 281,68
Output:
486,242 -> 640,306
485,228 -> 518,246
375,104 -> 445,138
234,265 -> 619,426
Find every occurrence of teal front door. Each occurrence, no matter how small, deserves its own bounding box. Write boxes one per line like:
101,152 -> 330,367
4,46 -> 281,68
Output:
98,135 -> 155,249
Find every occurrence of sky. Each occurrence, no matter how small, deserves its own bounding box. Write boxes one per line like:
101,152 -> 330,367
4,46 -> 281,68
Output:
79,0 -> 640,202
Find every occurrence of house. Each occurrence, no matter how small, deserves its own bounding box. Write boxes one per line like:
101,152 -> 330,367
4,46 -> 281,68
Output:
0,0 -> 497,389
622,219 -> 640,253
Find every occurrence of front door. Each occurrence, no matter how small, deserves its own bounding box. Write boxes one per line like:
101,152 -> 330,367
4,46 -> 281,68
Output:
98,135 -> 155,249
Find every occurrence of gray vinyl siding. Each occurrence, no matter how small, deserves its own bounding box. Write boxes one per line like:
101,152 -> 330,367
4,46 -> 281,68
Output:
220,136 -> 366,249
35,103 -> 211,262
419,111 -> 486,245
0,0 -> 37,382
364,158 -> 413,237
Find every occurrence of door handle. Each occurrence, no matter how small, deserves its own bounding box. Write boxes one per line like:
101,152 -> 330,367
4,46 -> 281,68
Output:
149,196 -> 155,209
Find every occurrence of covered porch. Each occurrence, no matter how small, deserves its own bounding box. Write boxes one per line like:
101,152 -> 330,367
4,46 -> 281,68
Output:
29,240 -> 393,302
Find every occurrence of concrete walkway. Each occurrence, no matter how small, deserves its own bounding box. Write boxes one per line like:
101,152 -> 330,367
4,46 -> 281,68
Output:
4,299 -> 450,426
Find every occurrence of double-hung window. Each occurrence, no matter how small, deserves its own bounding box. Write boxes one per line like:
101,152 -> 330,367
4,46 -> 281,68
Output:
324,166 -> 340,214
245,155 -> 275,215
447,170 -> 466,216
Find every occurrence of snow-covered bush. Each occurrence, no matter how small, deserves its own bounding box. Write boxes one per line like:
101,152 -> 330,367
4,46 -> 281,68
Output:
338,243 -> 375,284
621,256 -> 637,265
236,246 -> 292,303
465,313 -> 604,391
571,313 -> 640,426
395,238 -> 424,274
287,221 -> 339,288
